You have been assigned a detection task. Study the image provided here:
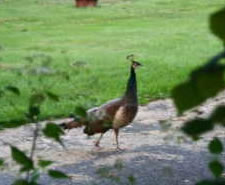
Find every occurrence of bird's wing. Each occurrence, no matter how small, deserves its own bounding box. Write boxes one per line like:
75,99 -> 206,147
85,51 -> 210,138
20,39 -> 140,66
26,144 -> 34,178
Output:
83,98 -> 123,134
61,98 -> 123,134
99,98 -> 124,120
87,98 -> 123,121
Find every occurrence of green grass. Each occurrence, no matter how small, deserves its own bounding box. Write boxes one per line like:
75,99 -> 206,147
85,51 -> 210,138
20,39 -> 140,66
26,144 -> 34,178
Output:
0,0 -> 224,122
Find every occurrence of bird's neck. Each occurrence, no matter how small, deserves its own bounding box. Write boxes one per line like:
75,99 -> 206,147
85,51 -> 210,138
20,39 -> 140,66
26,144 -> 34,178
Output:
124,66 -> 137,104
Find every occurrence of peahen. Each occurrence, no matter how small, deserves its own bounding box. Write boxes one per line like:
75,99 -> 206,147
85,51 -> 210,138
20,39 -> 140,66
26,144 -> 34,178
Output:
61,55 -> 142,149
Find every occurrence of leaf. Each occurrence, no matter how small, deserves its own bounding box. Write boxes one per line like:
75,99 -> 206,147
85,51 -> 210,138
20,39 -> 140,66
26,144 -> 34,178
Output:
172,50 -> 225,115
30,169 -> 40,184
210,106 -> 225,126
74,106 -> 87,118
210,7 -> 225,42
28,105 -> 40,118
12,179 -> 29,185
5,86 -> 20,96
196,179 -> 225,185
42,123 -> 64,145
0,158 -> 4,166
128,175 -> 136,185
10,146 -> 34,172
63,74 -> 70,81
208,137 -> 224,154
172,65 -> 225,114
0,119 -> 27,130
45,91 -> 59,102
182,118 -> 214,139
29,93 -> 45,106
38,160 -> 53,168
208,160 -> 224,177
48,170 -> 69,179
196,180 -> 213,185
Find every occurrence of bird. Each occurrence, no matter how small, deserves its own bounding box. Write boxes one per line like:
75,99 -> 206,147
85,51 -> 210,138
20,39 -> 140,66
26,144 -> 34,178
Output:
60,55 -> 142,149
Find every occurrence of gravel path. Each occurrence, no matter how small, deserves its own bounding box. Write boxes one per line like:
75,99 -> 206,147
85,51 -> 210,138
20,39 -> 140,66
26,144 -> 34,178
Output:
0,97 -> 224,185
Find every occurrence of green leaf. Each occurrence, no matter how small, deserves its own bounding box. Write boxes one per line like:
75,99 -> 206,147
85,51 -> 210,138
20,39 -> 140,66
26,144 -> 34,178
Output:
28,105 -> 40,118
210,106 -> 225,126
208,160 -> 224,177
12,179 -> 29,185
128,175 -> 136,185
45,91 -> 59,102
10,146 -> 34,172
30,169 -> 40,184
48,170 -> 69,179
182,119 -> 214,139
38,160 -> 53,168
196,179 -> 225,185
196,180 -> 213,185
0,118 -> 27,130
42,123 -> 64,145
74,106 -> 87,118
210,7 -> 225,42
5,86 -> 20,96
208,137 -> 223,154
29,93 -> 45,106
0,158 -> 4,166
172,63 -> 225,114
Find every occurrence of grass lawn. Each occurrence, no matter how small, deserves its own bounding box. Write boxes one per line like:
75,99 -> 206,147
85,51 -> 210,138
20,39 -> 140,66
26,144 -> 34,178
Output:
0,0 -> 224,123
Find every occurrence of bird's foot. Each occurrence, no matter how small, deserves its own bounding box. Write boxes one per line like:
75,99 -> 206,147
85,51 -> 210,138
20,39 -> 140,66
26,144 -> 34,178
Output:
94,141 -> 103,150
91,145 -> 103,152
94,140 -> 100,146
116,146 -> 126,152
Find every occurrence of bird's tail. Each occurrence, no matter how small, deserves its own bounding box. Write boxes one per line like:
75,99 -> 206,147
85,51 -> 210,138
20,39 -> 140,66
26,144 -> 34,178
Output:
60,120 -> 83,130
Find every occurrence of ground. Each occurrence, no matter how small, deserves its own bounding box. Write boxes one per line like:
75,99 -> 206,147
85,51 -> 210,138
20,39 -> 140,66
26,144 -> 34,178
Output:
0,95 -> 224,185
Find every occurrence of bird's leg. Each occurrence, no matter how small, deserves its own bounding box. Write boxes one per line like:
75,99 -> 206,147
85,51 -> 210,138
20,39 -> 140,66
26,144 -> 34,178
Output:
114,128 -> 121,150
95,133 -> 104,147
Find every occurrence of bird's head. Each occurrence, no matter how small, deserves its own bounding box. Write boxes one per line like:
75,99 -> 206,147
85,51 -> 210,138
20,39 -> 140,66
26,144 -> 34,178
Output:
126,54 -> 142,69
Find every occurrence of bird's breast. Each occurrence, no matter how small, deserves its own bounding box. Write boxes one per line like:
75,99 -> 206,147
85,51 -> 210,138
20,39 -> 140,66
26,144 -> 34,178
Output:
113,105 -> 138,129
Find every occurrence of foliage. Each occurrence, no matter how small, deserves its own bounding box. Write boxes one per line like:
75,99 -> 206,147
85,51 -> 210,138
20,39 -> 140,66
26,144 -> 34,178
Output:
11,146 -> 34,172
0,158 -> 4,167
210,7 -> 225,44
48,170 -> 69,179
208,160 -> 224,178
172,54 -> 225,115
171,6 -> 225,184
5,86 -> 21,96
208,137 -> 223,154
42,123 -> 65,146
38,160 -> 54,169
0,84 -> 68,184
0,0 -> 224,184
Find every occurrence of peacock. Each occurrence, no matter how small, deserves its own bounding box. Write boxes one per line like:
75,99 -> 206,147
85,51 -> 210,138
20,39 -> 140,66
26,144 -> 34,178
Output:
61,55 -> 142,149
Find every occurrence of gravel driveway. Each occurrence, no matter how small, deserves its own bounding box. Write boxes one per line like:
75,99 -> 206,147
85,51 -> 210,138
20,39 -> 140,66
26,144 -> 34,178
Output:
0,98 -> 224,185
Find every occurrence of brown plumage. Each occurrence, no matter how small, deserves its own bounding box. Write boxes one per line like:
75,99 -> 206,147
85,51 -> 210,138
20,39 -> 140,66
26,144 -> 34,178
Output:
61,56 -> 141,149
